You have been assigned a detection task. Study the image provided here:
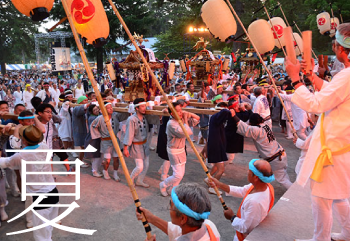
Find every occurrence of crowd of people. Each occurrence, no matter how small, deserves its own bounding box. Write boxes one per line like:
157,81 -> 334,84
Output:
0,23 -> 349,241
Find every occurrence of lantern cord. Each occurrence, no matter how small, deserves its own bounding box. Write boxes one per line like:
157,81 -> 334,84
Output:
277,3 -> 303,57
226,0 -> 297,139
60,0 -> 153,239
293,21 -> 318,60
106,0 -> 229,211
263,6 -> 287,57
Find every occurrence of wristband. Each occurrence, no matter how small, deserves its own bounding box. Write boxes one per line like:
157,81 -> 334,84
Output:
292,80 -> 303,88
231,215 -> 237,223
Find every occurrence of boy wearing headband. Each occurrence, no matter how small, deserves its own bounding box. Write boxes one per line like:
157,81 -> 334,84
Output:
90,102 -> 129,180
136,183 -> 220,241
209,159 -> 275,241
286,23 -> 350,241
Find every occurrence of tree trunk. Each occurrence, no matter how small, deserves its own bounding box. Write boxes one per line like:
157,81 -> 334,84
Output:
96,47 -> 103,75
1,62 -> 6,75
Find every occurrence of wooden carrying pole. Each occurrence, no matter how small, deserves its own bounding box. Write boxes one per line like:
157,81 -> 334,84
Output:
106,0 -> 229,210
225,0 -> 297,138
60,0 -> 153,238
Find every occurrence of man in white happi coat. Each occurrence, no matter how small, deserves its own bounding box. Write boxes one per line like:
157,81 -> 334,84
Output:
159,102 -> 199,197
90,102 -> 129,181
123,98 -> 160,188
136,183 -> 220,241
209,159 -> 275,241
252,87 -> 272,129
234,112 -> 292,189
287,23 -> 350,241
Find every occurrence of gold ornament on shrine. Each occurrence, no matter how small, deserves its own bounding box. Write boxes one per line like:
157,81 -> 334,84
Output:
11,0 -> 54,21
67,0 -> 110,47
201,0 -> 237,42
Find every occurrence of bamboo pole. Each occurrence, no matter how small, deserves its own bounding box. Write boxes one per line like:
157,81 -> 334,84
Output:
263,6 -> 287,57
0,125 -> 15,135
226,0 -> 297,138
277,2 -> 302,56
107,0 -> 229,210
60,0 -> 153,238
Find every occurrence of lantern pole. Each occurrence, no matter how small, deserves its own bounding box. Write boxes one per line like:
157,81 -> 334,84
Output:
60,0 -> 153,239
106,0 -> 229,210
292,21 -> 318,59
263,6 -> 287,57
277,2 -> 302,56
225,0 -> 297,138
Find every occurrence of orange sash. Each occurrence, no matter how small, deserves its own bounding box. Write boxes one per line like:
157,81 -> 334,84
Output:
236,184 -> 275,241
205,224 -> 218,241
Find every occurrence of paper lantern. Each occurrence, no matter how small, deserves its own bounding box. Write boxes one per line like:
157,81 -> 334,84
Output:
11,0 -> 54,21
67,0 -> 110,47
180,60 -> 186,72
106,62 -> 116,81
268,17 -> 287,49
201,0 -> 237,42
168,61 -> 175,80
302,31 -> 312,73
248,19 -> 275,54
293,33 -> 303,56
329,17 -> 340,37
317,12 -> 331,35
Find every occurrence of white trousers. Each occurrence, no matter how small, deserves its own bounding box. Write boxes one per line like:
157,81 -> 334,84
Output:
286,121 -> 293,138
311,196 -> 350,241
91,157 -> 102,173
163,163 -> 186,189
296,128 -> 308,140
273,168 -> 293,189
25,196 -> 33,222
130,156 -> 149,183
32,206 -> 59,241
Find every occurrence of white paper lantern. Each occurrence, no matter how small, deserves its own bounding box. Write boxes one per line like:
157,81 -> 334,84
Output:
201,0 -> 237,42
268,17 -> 287,49
248,19 -> 275,54
317,12 -> 331,35
293,33 -> 303,56
329,17 -> 340,37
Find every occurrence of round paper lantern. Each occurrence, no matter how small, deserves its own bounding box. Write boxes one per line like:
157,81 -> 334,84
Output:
67,0 -> 110,47
329,17 -> 340,37
268,17 -> 287,49
248,19 -> 275,54
293,33 -> 303,56
11,0 -> 54,21
201,0 -> 237,42
317,12 -> 331,35
168,61 -> 175,80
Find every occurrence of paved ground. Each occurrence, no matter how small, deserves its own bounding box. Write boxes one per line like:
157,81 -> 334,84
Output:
0,123 -> 301,241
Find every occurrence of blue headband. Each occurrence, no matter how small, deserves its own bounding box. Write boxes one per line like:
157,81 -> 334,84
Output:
336,31 -> 350,49
171,187 -> 210,221
249,159 -> 275,183
18,116 -> 35,120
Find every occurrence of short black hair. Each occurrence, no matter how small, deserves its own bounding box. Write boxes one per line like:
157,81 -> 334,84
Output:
133,98 -> 145,106
217,102 -> 228,108
15,103 -> 25,110
186,82 -> 193,89
31,97 -> 42,110
249,113 -> 264,126
0,100 -> 8,107
88,104 -> 97,115
168,101 -> 181,115
19,110 -> 34,117
36,103 -> 57,115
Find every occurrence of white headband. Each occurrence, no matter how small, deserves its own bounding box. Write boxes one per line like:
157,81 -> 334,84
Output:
134,102 -> 147,107
105,102 -> 112,107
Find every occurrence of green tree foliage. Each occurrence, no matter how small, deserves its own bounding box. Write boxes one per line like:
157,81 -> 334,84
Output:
0,0 -> 39,74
